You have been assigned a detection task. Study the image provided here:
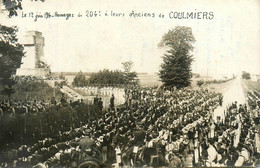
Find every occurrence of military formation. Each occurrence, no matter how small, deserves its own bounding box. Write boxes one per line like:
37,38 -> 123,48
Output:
75,86 -> 125,106
0,86 -> 259,167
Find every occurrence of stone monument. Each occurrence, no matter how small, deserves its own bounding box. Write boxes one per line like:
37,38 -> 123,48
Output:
16,31 -> 49,76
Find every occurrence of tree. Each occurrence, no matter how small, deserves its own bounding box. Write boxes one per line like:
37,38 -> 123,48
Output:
87,69 -> 125,86
58,73 -> 66,80
1,0 -> 23,17
158,26 -> 195,89
72,71 -> 88,87
55,73 -> 68,88
242,71 -> 251,80
197,80 -> 204,87
122,61 -> 139,86
122,61 -> 134,73
0,24 -> 24,97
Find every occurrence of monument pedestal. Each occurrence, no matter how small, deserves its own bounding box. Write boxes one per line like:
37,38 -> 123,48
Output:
16,68 -> 49,77
16,31 -> 49,77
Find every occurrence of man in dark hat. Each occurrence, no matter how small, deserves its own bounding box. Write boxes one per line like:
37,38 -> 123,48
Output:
110,94 -> 115,110
219,94 -> 223,106
94,95 -> 99,105
98,98 -> 103,111
238,104 -> 245,113
226,147 -> 239,166
60,93 -> 68,106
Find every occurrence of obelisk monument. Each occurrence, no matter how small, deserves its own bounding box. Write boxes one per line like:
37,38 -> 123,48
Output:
16,31 -> 49,76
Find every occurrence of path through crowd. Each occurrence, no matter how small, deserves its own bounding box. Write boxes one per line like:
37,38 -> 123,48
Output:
213,77 -> 245,122
212,77 -> 245,150
212,77 -> 260,156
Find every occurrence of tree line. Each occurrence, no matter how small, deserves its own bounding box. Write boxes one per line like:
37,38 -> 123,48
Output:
72,61 -> 139,87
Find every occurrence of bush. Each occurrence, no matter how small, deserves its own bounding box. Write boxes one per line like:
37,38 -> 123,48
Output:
197,80 -> 204,87
242,71 -> 251,80
0,76 -> 62,101
194,73 -> 201,78
55,80 -> 67,88
72,71 -> 88,87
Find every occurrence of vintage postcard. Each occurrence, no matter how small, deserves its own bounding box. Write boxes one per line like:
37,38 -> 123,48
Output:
0,0 -> 259,167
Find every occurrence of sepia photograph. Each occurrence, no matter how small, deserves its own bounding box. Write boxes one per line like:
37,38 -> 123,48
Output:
0,0 -> 260,167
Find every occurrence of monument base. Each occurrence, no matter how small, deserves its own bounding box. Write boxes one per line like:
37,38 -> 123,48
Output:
16,68 -> 50,77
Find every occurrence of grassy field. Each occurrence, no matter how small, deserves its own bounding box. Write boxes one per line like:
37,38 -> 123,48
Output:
191,76 -> 236,94
137,73 -> 162,87
244,80 -> 260,92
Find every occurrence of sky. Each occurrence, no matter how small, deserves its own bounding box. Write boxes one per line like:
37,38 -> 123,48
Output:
1,0 -> 260,76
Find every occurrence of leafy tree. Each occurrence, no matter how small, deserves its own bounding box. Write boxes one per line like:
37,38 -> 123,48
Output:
122,61 -> 139,86
0,24 -> 24,97
242,71 -> 251,80
122,61 -> 134,73
88,69 -> 125,86
55,80 -> 67,88
158,26 -> 195,89
193,73 -> 200,78
72,71 -> 88,87
1,0 -> 23,17
54,73 -> 68,87
58,73 -> 66,80
197,80 -> 204,87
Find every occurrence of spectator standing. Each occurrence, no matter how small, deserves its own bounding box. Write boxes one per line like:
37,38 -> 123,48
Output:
110,94 -> 115,111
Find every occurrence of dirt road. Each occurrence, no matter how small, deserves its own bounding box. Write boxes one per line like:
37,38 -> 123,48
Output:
213,77 -> 245,121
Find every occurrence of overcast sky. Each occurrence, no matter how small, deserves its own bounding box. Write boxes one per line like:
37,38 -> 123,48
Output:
1,0 -> 260,75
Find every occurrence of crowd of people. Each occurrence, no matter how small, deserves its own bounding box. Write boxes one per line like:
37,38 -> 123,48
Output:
247,90 -> 260,117
75,86 -> 125,105
0,95 -> 104,152
0,100 -> 53,117
0,85 -> 259,167
74,86 -> 123,96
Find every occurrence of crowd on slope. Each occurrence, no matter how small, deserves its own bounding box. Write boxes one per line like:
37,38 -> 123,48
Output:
0,86 -> 260,167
